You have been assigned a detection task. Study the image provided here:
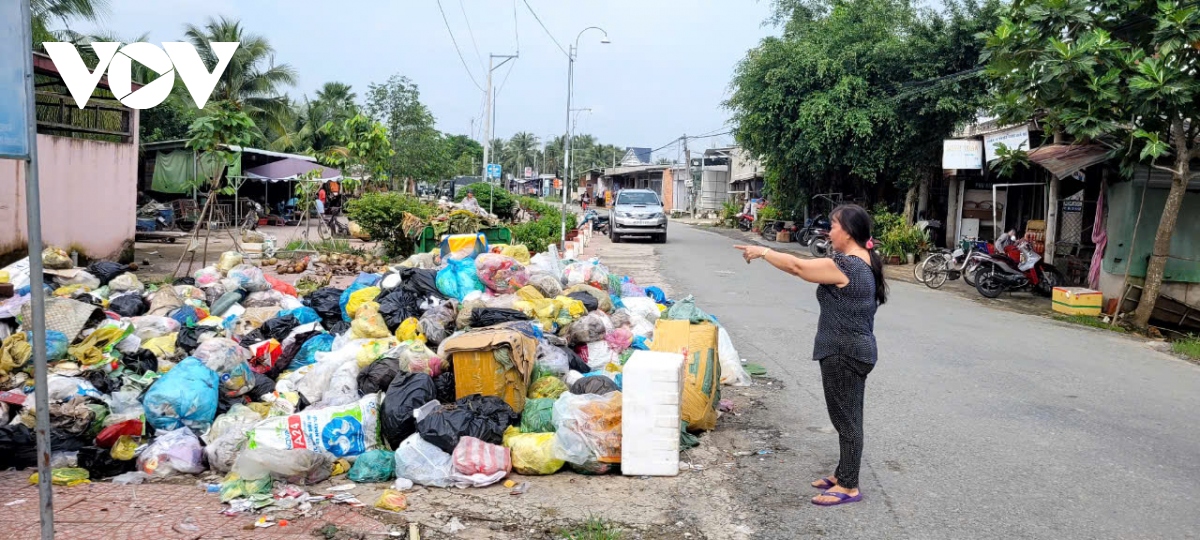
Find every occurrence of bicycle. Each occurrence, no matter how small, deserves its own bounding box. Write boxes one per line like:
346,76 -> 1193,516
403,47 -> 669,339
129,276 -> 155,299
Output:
317,207 -> 351,241
924,238 -> 988,289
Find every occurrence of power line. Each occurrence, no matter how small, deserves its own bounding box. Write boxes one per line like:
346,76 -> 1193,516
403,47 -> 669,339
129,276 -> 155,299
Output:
522,0 -> 569,57
437,0 -> 485,92
457,0 -> 486,71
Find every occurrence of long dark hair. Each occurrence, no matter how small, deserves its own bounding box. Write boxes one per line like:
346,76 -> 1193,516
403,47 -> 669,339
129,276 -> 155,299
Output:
831,204 -> 888,306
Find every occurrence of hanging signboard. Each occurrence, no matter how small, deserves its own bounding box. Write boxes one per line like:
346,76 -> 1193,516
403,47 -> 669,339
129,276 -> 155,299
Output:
984,125 -> 1030,163
942,140 -> 983,170
0,2 -> 30,160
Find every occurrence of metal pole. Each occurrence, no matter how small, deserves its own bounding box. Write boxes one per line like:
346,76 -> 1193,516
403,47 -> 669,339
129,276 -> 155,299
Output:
482,56 -> 493,181
18,1 -> 54,537
561,46 -> 574,247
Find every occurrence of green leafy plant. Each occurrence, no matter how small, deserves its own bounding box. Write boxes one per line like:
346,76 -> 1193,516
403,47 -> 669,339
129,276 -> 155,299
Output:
756,205 -> 780,224
512,197 -> 575,253
344,192 -> 436,256
870,205 -> 905,241
559,517 -> 624,540
456,182 -> 516,219
1172,336 -> 1200,361
720,200 -> 741,227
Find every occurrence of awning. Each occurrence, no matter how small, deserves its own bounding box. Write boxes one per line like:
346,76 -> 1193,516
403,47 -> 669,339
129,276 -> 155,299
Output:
1028,144 -> 1111,180
243,158 -> 342,182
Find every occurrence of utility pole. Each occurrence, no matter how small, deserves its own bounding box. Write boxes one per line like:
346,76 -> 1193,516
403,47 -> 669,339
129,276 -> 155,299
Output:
683,134 -> 694,218
562,27 -> 610,247
482,53 -> 517,182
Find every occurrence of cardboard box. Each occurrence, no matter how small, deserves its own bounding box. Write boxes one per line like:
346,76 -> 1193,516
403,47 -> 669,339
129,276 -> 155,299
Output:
776,230 -> 791,243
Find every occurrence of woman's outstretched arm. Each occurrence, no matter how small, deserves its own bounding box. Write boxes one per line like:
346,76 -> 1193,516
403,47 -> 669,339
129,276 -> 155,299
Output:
733,245 -> 848,286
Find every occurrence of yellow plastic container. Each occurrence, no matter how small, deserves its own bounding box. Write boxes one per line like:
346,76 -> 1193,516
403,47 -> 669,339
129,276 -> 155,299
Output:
451,349 -> 529,413
1052,287 -> 1103,316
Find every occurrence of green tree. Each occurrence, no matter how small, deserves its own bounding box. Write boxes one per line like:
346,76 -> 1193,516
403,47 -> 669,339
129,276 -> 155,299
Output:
318,113 -> 394,187
184,16 -> 298,144
274,81 -> 360,153
365,74 -> 449,189
727,0 -> 1001,216
443,134 -> 483,176
186,101 -> 256,186
30,0 -> 109,47
980,0 -> 1200,329
506,132 -> 540,173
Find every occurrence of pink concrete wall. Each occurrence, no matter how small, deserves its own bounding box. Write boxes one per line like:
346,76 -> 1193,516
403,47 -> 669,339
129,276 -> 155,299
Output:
0,127 -> 138,260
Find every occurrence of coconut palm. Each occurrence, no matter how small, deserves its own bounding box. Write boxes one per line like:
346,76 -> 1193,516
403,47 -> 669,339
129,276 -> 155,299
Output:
31,0 -> 109,47
184,16 -> 298,142
506,132 -> 540,174
270,82 -> 358,153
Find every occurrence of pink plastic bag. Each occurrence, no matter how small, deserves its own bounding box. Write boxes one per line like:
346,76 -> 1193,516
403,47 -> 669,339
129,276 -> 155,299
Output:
604,328 -> 633,353
452,436 -> 511,476
474,254 -> 529,295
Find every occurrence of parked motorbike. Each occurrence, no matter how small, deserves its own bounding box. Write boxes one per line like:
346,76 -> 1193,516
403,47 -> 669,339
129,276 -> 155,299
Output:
974,240 -> 1063,298
796,213 -> 831,247
809,231 -> 832,258
241,201 -> 263,231
318,207 -> 351,240
582,209 -> 609,235
735,211 -> 755,231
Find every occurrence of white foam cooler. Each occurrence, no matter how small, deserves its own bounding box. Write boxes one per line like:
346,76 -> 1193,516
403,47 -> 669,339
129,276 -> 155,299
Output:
621,350 -> 685,476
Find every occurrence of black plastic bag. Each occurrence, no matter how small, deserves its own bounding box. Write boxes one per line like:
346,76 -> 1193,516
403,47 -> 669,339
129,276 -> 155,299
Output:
358,357 -> 400,395
417,394 -> 518,453
82,370 -> 118,396
563,346 -> 590,374
377,289 -> 423,330
247,372 -> 276,400
0,425 -> 86,469
568,291 -> 600,313
470,308 -> 530,328
175,325 -> 212,354
109,294 -> 147,317
327,320 -> 351,335
242,315 -> 299,344
269,330 -> 321,379
434,370 -> 456,404
398,268 -> 445,299
303,287 -> 344,327
571,376 -> 619,395
380,373 -> 437,449
122,348 -> 159,375
172,277 -> 196,286
77,445 -> 136,478
216,392 -> 237,417
86,261 -> 127,285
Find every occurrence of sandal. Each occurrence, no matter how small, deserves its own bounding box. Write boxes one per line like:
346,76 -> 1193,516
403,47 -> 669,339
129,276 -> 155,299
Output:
811,476 -> 837,490
812,490 -> 863,507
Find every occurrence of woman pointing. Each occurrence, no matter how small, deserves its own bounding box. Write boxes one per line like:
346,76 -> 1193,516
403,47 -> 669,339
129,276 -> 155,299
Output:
735,204 -> 887,507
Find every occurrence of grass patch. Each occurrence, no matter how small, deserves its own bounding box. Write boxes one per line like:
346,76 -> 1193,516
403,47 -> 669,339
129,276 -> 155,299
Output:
1171,336 -> 1200,360
1052,314 -> 1127,333
283,238 -> 364,255
559,517 -> 624,540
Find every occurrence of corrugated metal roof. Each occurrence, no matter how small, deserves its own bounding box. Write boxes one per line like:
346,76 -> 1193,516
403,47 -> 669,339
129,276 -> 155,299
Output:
1028,144 -> 1111,179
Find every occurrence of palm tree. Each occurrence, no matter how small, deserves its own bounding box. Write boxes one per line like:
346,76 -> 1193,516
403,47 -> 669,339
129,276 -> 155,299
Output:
184,16 -> 297,143
506,132 -> 540,174
31,0 -> 109,48
489,138 -> 512,174
270,82 -> 358,153
314,82 -> 357,121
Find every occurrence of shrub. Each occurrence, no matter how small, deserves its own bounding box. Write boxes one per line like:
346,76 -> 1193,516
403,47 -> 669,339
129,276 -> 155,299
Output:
345,192 -> 435,256
720,200 -> 740,227
756,206 -> 780,223
512,197 -> 576,254
456,182 -> 516,219
870,205 -> 905,240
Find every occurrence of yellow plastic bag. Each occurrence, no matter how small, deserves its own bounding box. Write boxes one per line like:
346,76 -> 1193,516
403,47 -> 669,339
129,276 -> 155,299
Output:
356,337 -> 398,368
395,317 -> 425,343
374,489 -> 408,512
142,334 -> 177,358
0,333 -> 32,374
53,284 -> 90,297
350,302 -> 391,340
501,244 -> 531,265
554,296 -> 587,319
111,435 -> 138,461
68,325 -> 131,366
346,286 -> 381,319
515,286 -> 544,302
247,402 -> 272,417
29,468 -> 90,486
502,427 -> 564,475
528,376 -> 568,399
514,298 -> 558,328
331,459 -> 351,476
217,251 -> 244,274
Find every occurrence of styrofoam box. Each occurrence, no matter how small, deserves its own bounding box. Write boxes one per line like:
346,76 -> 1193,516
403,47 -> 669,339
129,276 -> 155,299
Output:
621,350 -> 685,476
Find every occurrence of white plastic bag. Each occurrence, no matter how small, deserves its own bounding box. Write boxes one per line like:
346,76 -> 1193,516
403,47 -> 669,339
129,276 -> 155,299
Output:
295,342 -> 364,404
138,428 -> 205,477
129,316 -> 180,340
202,405 -> 265,473
393,434 -> 454,488
585,340 -> 615,371
246,394 -> 382,458
717,327 -> 751,387
232,447 -> 333,485
313,355 -> 361,409
621,296 -> 660,323
535,341 -> 570,378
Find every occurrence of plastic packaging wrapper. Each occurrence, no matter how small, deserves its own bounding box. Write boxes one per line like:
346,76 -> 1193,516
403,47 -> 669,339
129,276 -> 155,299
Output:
528,273 -> 563,298
194,338 -> 255,397
170,305 -> 205,328
718,326 -> 752,387
142,357 -> 219,431
665,295 -> 712,324
393,433 -> 454,487
219,472 -> 272,502
137,427 -> 205,477
247,339 -> 282,374
374,489 -> 409,512
232,448 -> 333,485
279,306 -> 320,325
568,313 -> 609,345
380,373 -> 437,449
604,328 -> 634,353
202,404 -> 264,473
563,259 -> 611,290
347,448 -> 397,483
226,264 -> 270,293
570,375 -> 620,396
528,376 -> 569,399
436,256 -> 485,301
418,302 -> 457,345
345,286 -> 382,320
416,395 -> 518,453
395,317 -> 424,342
349,302 -> 390,340
384,340 -> 443,376
450,436 -> 510,487
129,315 -> 180,340
247,394 -> 381,458
502,427 -> 564,475
475,254 -> 530,294
564,284 -> 613,313
552,391 -> 622,465
520,398 -> 555,433
292,333 -> 335,370
29,467 -> 90,486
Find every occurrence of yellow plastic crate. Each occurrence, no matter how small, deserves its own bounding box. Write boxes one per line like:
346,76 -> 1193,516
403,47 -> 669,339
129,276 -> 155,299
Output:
1052,287 -> 1103,316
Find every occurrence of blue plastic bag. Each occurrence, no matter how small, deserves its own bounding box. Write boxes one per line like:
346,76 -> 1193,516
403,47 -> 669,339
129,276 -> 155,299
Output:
339,282 -> 369,322
31,330 -> 69,360
435,256 -> 485,301
279,306 -> 321,325
644,286 -> 668,305
353,272 -> 382,287
292,333 -> 335,370
142,356 -> 219,432
631,335 -> 649,351
170,305 -> 203,327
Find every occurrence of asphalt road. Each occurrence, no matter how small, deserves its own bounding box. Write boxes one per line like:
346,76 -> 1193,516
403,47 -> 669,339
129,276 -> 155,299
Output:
656,224 -> 1200,540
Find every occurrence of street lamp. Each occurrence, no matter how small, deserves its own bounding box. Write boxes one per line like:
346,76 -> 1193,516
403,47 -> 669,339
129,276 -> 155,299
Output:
562,26 -> 609,248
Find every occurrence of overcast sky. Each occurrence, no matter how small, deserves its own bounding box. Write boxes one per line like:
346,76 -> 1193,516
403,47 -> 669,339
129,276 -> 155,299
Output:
75,0 -> 777,159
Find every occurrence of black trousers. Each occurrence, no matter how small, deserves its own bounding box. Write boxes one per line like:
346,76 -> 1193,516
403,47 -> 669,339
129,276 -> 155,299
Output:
819,355 -> 874,489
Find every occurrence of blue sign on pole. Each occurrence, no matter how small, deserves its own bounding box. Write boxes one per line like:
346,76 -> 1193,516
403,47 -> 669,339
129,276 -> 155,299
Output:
0,1 -> 30,160
486,163 -> 501,179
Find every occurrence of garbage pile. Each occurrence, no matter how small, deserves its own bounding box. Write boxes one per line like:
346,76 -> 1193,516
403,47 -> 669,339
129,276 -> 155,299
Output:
0,242 -> 750,514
